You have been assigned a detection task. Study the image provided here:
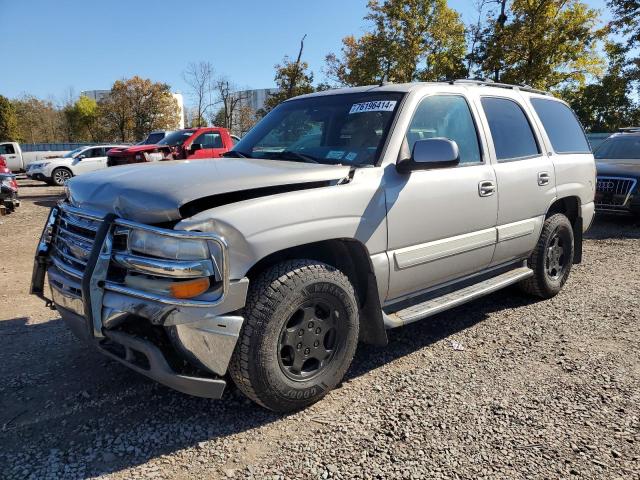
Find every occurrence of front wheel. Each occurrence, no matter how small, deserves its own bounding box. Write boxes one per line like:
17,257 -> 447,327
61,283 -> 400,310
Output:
229,260 -> 359,412
51,168 -> 73,186
520,213 -> 574,298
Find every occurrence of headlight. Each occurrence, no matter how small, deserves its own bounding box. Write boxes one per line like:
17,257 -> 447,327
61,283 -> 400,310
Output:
38,162 -> 50,168
128,229 -> 210,260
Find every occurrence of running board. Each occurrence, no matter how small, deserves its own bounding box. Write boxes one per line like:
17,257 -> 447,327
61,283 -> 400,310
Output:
383,266 -> 533,329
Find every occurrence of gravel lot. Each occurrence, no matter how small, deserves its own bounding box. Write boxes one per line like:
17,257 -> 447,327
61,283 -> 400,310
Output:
1,179 -> 639,479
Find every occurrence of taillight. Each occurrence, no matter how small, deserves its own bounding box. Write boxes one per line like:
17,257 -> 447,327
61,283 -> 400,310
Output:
0,155 -> 6,168
10,178 -> 18,190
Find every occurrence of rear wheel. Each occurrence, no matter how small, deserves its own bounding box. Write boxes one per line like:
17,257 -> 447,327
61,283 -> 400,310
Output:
520,213 -> 574,298
229,260 -> 359,412
51,168 -> 73,186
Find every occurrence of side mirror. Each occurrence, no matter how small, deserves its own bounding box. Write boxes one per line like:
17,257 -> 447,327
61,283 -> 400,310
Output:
396,138 -> 460,174
190,143 -> 203,153
76,154 -> 86,160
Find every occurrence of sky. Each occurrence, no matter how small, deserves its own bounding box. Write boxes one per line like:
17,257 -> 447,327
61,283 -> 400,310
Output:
0,0 -> 609,104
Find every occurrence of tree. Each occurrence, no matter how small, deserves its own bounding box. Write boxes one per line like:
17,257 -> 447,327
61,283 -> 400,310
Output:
325,0 -> 467,86
62,95 -> 100,141
263,35 -> 315,112
100,76 -> 180,142
12,95 -> 62,143
476,0 -> 605,89
0,95 -> 20,142
183,61 -> 214,127
562,43 -> 639,131
212,77 -> 247,131
608,0 -> 640,76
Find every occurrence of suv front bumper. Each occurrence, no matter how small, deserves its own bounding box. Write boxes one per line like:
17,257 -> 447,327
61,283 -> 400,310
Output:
31,205 -> 248,399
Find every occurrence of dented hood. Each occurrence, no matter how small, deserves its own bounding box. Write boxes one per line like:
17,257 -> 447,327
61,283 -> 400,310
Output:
67,158 -> 351,223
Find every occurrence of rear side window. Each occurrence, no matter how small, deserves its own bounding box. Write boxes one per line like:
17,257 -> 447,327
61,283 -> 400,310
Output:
481,97 -> 540,161
0,144 -> 15,155
531,98 -> 590,154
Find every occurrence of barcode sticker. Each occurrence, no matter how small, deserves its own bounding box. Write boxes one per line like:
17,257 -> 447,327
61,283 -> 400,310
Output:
349,100 -> 397,114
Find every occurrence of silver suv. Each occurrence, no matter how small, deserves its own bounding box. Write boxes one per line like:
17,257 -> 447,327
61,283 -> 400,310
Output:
31,80 -> 596,412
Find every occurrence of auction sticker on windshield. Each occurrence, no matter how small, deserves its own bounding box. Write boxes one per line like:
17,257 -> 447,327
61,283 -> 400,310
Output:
349,100 -> 397,114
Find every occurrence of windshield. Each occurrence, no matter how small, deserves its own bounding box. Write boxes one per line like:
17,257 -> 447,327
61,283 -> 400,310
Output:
232,92 -> 404,166
140,132 -> 166,145
63,147 -> 86,158
595,135 -> 640,161
158,130 -> 195,146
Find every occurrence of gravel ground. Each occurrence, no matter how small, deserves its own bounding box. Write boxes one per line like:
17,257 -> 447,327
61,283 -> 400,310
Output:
0,179 -> 639,479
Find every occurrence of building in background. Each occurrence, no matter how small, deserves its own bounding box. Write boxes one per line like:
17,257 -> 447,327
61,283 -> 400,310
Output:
80,90 -> 185,129
235,88 -> 279,112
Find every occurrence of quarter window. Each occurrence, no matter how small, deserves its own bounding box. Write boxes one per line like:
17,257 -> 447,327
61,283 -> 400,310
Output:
481,97 -> 540,161
406,95 -> 482,165
530,98 -> 590,154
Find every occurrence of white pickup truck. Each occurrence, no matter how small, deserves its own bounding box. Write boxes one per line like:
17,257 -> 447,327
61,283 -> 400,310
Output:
0,142 -> 72,172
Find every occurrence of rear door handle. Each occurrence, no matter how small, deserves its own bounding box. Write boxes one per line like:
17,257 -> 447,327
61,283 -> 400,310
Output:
538,171 -> 551,186
478,180 -> 496,197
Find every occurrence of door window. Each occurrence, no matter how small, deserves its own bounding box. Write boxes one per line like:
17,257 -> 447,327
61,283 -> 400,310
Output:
406,95 -> 482,165
193,132 -> 223,148
530,98 -> 590,154
83,148 -> 102,158
481,97 -> 540,161
0,144 -> 16,155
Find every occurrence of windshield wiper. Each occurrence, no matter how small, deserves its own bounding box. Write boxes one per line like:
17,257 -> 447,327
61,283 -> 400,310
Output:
222,150 -> 252,158
273,151 -> 319,164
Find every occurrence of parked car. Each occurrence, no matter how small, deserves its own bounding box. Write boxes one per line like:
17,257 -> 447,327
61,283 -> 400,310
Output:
137,130 -> 175,145
26,144 -> 128,186
31,80 -> 595,412
0,155 -> 11,174
0,142 -> 75,173
594,128 -> 640,217
0,173 -> 19,213
106,127 -> 235,167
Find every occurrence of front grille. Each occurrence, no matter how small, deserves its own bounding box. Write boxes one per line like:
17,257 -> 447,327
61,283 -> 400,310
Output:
595,176 -> 637,208
50,207 -> 101,279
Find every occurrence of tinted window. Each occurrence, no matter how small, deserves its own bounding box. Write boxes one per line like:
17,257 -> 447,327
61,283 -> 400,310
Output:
158,130 -> 195,146
594,136 -> 640,160
193,132 -> 223,148
481,97 -> 540,161
531,98 -> 590,154
84,148 -> 103,158
0,144 -> 15,155
407,95 -> 481,165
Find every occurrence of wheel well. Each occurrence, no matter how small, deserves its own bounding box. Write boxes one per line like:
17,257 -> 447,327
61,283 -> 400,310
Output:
546,196 -> 583,263
246,239 -> 388,346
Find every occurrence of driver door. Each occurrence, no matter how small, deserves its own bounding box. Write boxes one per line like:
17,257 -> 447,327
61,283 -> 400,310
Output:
384,93 -> 498,301
188,131 -> 226,159
73,147 -> 106,174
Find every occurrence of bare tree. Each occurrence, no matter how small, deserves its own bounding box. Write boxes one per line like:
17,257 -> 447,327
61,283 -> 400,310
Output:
212,77 -> 247,130
183,61 -> 214,127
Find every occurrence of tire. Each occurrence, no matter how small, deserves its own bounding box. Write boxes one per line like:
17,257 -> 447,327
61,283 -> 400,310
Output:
520,213 -> 574,298
229,260 -> 359,412
51,168 -> 73,186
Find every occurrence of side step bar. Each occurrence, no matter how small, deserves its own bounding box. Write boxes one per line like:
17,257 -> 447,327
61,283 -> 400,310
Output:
383,266 -> 533,329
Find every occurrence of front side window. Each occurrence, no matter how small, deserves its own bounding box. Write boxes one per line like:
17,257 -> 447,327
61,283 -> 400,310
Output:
193,132 -> 223,148
232,92 -> 404,166
406,95 -> 482,165
481,97 -> 540,161
531,98 -> 590,154
64,147 -> 85,158
594,136 -> 640,161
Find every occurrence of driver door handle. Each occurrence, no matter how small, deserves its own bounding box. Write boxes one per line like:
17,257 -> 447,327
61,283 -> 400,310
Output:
478,180 -> 496,197
538,171 -> 551,186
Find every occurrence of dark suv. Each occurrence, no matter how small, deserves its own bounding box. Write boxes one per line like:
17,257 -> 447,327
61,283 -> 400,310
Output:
594,128 -> 640,217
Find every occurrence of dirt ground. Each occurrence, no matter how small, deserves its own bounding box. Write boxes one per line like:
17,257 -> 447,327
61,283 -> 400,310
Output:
1,179 -> 639,479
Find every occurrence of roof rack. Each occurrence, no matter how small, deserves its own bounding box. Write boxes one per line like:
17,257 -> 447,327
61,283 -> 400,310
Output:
449,78 -> 551,96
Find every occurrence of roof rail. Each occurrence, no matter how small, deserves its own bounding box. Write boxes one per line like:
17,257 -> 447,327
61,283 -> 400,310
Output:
449,78 -> 551,96
618,127 -> 640,133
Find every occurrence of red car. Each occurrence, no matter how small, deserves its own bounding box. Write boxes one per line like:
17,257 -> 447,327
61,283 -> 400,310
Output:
107,127 -> 237,167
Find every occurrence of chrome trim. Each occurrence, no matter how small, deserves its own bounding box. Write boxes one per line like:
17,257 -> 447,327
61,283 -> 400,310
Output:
595,176 -> 637,207
113,253 -> 215,279
104,281 -> 225,307
59,210 -> 99,231
50,254 -> 83,279
56,224 -> 95,247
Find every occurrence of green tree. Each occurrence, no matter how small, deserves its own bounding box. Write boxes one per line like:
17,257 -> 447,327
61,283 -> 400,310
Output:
263,35 -> 315,112
562,43 -> 639,131
62,95 -> 100,141
100,76 -> 180,142
476,0 -> 605,89
608,0 -> 640,76
325,0 -> 467,86
0,95 -> 20,142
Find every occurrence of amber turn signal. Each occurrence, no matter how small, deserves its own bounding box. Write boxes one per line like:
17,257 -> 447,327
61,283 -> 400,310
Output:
169,277 -> 210,299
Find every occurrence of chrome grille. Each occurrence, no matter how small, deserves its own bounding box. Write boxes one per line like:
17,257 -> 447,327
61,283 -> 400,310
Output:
50,207 -> 101,279
595,176 -> 637,208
